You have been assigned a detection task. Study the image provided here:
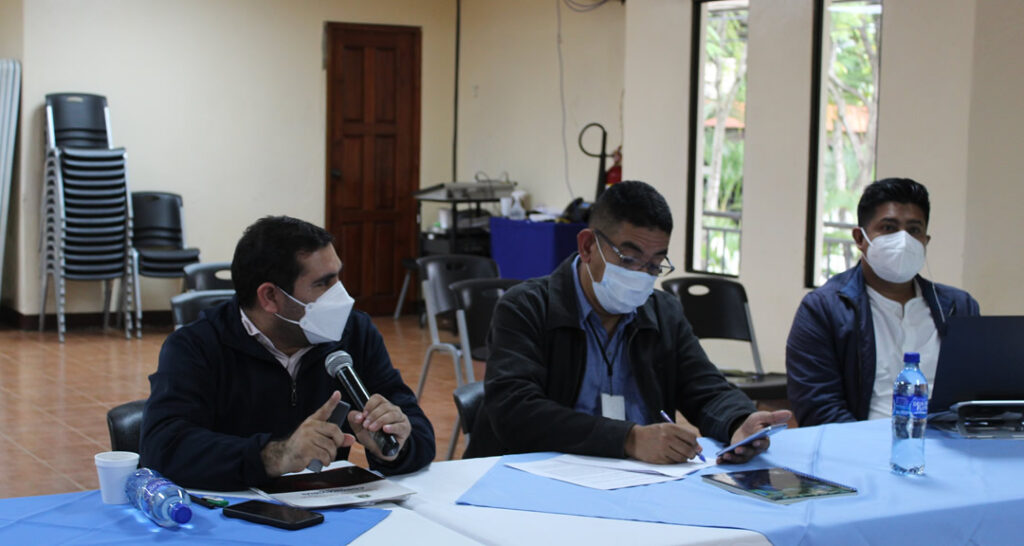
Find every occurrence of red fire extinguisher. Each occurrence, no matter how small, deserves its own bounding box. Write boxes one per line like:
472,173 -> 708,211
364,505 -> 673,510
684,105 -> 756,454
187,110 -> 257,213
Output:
606,146 -> 622,186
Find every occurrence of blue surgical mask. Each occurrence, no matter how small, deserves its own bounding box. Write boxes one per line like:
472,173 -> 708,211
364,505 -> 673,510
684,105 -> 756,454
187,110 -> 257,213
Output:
586,242 -> 656,314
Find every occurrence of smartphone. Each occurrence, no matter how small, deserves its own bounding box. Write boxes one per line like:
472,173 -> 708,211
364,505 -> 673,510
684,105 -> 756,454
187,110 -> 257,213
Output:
715,424 -> 788,457
222,500 -> 324,531
306,398 -> 351,472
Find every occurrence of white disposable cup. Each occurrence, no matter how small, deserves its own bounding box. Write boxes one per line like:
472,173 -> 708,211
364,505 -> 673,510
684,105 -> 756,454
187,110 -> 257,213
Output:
94,451 -> 140,504
500,197 -> 513,217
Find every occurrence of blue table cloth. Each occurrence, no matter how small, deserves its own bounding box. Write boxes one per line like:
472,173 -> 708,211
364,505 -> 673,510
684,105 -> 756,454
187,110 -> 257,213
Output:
0,491 -> 388,545
457,419 -> 1024,545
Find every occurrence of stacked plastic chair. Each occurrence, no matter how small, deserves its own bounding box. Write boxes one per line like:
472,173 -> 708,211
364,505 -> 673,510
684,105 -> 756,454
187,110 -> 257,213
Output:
40,93 -> 138,342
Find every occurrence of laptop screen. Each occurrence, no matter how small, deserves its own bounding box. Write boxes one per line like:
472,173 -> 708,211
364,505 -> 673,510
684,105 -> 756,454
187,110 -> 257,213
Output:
929,316 -> 1024,413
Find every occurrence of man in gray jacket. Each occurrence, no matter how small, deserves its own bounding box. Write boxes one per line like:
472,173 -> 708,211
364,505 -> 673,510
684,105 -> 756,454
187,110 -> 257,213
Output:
467,181 -> 789,464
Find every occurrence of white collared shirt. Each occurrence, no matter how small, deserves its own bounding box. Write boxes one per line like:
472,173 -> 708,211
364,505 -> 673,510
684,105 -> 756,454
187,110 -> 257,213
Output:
866,282 -> 940,420
240,309 -> 313,379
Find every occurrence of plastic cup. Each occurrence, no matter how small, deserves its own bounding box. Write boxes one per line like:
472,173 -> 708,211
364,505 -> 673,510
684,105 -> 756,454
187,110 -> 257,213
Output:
94,451 -> 140,504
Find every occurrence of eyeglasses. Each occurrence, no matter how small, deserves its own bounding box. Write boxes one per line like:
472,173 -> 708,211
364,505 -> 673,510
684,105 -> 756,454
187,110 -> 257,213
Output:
594,230 -> 676,277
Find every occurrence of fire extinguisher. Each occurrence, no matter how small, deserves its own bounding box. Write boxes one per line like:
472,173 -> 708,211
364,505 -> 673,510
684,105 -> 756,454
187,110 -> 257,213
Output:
606,145 -> 622,186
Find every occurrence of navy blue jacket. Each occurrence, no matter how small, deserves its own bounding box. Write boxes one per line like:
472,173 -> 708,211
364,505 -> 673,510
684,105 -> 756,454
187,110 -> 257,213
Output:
785,263 -> 980,427
140,298 -> 434,490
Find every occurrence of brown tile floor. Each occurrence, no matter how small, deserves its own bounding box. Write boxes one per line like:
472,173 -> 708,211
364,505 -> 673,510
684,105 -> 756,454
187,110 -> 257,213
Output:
0,315 -> 478,499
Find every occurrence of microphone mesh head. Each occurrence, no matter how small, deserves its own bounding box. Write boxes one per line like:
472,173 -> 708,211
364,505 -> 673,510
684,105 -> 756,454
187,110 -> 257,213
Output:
325,350 -> 354,376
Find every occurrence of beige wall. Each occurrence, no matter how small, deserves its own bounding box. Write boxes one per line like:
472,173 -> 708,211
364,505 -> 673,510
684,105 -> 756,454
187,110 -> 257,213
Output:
625,0 -> 1017,373
12,0 -> 455,315
874,0 -> 976,289
0,0 -> 23,308
964,0 -> 1024,313
0,0 -> 22,58
456,0 -> 625,214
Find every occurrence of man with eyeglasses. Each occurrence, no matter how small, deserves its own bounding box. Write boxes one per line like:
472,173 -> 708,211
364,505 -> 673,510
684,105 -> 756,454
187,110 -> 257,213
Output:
465,181 -> 790,464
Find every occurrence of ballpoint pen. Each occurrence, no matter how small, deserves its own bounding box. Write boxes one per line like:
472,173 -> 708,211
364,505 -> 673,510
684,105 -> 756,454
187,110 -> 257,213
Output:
660,409 -> 706,462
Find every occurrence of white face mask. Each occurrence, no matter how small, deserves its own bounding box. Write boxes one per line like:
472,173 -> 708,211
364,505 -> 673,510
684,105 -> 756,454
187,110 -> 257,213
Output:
586,240 -> 657,315
276,281 -> 354,345
860,228 -> 926,284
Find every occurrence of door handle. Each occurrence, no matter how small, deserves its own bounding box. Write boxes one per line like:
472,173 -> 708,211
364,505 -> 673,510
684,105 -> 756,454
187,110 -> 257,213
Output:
330,168 -> 342,179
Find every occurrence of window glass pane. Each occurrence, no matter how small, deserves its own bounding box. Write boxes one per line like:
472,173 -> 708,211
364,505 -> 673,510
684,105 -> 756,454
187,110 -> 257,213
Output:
691,0 -> 748,276
814,0 -> 883,285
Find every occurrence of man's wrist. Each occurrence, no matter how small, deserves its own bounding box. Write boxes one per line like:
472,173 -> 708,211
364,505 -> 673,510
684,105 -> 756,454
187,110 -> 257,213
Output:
261,439 -> 288,477
623,424 -> 638,458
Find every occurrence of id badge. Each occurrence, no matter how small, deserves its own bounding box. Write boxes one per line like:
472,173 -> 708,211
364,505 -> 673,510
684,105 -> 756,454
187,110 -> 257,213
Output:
601,393 -> 626,420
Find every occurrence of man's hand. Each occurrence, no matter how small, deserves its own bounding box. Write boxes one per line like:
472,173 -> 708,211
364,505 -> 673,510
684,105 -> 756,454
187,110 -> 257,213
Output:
624,420 -> 704,464
261,391 -> 355,476
347,394 -> 411,461
717,410 -> 792,464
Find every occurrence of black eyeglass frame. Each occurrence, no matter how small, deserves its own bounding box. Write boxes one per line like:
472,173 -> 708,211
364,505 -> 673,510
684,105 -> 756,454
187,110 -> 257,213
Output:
593,229 -> 676,278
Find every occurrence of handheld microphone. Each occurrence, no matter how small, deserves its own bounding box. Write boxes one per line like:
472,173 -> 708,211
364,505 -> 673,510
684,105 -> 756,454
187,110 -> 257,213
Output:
325,350 -> 401,458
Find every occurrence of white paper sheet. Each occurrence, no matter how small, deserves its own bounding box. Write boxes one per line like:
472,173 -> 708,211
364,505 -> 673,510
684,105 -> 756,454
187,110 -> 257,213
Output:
506,457 -> 687,490
556,454 -> 714,478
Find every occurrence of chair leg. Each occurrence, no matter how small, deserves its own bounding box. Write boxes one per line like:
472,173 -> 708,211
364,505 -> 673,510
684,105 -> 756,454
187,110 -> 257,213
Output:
57,271 -> 66,343
102,279 -> 112,330
416,347 -> 437,400
446,415 -> 462,460
393,270 -> 411,320
39,271 -> 49,332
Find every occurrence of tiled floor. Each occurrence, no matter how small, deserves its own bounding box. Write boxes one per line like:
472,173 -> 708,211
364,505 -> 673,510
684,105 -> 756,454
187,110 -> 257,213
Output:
0,315 -> 477,498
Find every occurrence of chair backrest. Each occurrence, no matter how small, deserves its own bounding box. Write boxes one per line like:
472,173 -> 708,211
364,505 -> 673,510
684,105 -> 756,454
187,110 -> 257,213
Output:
661,276 -> 764,374
170,289 -> 235,329
453,381 -> 485,434
450,278 -> 521,362
131,192 -> 185,248
45,93 -> 111,149
184,261 -> 233,291
416,255 -> 499,317
106,399 -> 146,453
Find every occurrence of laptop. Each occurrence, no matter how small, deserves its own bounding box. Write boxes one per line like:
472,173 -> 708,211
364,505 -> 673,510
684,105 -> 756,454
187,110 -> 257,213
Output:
928,316 -> 1024,438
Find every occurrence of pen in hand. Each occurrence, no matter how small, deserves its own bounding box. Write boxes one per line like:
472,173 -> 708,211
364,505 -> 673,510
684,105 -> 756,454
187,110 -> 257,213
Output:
659,410 -> 706,462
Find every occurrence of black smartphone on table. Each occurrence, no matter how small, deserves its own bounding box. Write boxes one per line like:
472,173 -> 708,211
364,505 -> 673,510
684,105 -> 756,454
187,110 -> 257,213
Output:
222,500 -> 324,530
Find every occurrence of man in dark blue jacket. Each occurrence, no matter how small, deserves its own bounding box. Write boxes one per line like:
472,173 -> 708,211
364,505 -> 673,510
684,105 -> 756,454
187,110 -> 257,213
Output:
786,178 -> 979,427
140,216 -> 434,490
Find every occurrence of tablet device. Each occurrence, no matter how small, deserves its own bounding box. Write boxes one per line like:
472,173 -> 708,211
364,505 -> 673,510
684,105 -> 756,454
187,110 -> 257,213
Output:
715,424 -> 787,456
702,467 -> 857,505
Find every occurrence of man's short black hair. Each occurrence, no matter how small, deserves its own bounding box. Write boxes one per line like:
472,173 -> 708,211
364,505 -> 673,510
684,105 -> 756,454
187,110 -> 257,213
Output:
588,180 -> 673,235
232,216 -> 335,309
857,178 -> 930,228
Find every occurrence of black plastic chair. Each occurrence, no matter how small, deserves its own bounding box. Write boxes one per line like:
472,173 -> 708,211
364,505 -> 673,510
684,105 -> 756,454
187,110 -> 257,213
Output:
414,255 -> 499,399
661,277 -> 788,401
184,261 -> 233,291
170,289 -> 235,329
443,278 -> 520,459
131,192 -> 200,278
452,381 -> 485,459
106,399 -> 146,453
45,93 -> 111,149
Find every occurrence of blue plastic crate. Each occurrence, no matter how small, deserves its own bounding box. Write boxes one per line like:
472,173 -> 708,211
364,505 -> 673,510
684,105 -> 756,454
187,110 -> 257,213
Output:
490,217 -> 586,280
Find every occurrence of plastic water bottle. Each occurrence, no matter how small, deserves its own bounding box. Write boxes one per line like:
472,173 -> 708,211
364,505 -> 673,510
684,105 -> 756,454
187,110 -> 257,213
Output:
125,468 -> 193,527
891,352 -> 928,475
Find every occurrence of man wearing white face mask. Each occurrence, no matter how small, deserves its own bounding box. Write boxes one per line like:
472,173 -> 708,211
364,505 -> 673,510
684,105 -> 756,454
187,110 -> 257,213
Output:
786,178 -> 980,427
466,181 -> 791,464
141,216 -> 435,490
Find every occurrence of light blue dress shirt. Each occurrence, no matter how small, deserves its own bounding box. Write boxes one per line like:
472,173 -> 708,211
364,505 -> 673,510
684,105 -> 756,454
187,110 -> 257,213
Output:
571,257 -> 649,425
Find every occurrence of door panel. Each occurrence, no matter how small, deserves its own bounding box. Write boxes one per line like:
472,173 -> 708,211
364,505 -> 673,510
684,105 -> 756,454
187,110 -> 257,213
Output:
326,23 -> 420,315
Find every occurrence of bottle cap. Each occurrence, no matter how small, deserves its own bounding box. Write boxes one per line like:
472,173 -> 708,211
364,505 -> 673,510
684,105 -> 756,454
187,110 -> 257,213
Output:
903,352 -> 920,363
170,503 -> 193,524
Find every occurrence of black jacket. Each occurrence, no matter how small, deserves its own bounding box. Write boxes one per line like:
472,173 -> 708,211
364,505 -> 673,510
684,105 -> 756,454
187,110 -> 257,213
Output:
140,298 -> 434,490
786,262 -> 980,426
466,256 -> 756,458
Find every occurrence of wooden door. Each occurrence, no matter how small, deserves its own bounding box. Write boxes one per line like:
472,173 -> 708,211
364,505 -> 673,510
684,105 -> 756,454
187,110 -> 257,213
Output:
325,23 -> 420,316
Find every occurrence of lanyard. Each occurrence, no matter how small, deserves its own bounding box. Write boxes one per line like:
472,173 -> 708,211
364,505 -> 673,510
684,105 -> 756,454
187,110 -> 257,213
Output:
583,317 -> 617,378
